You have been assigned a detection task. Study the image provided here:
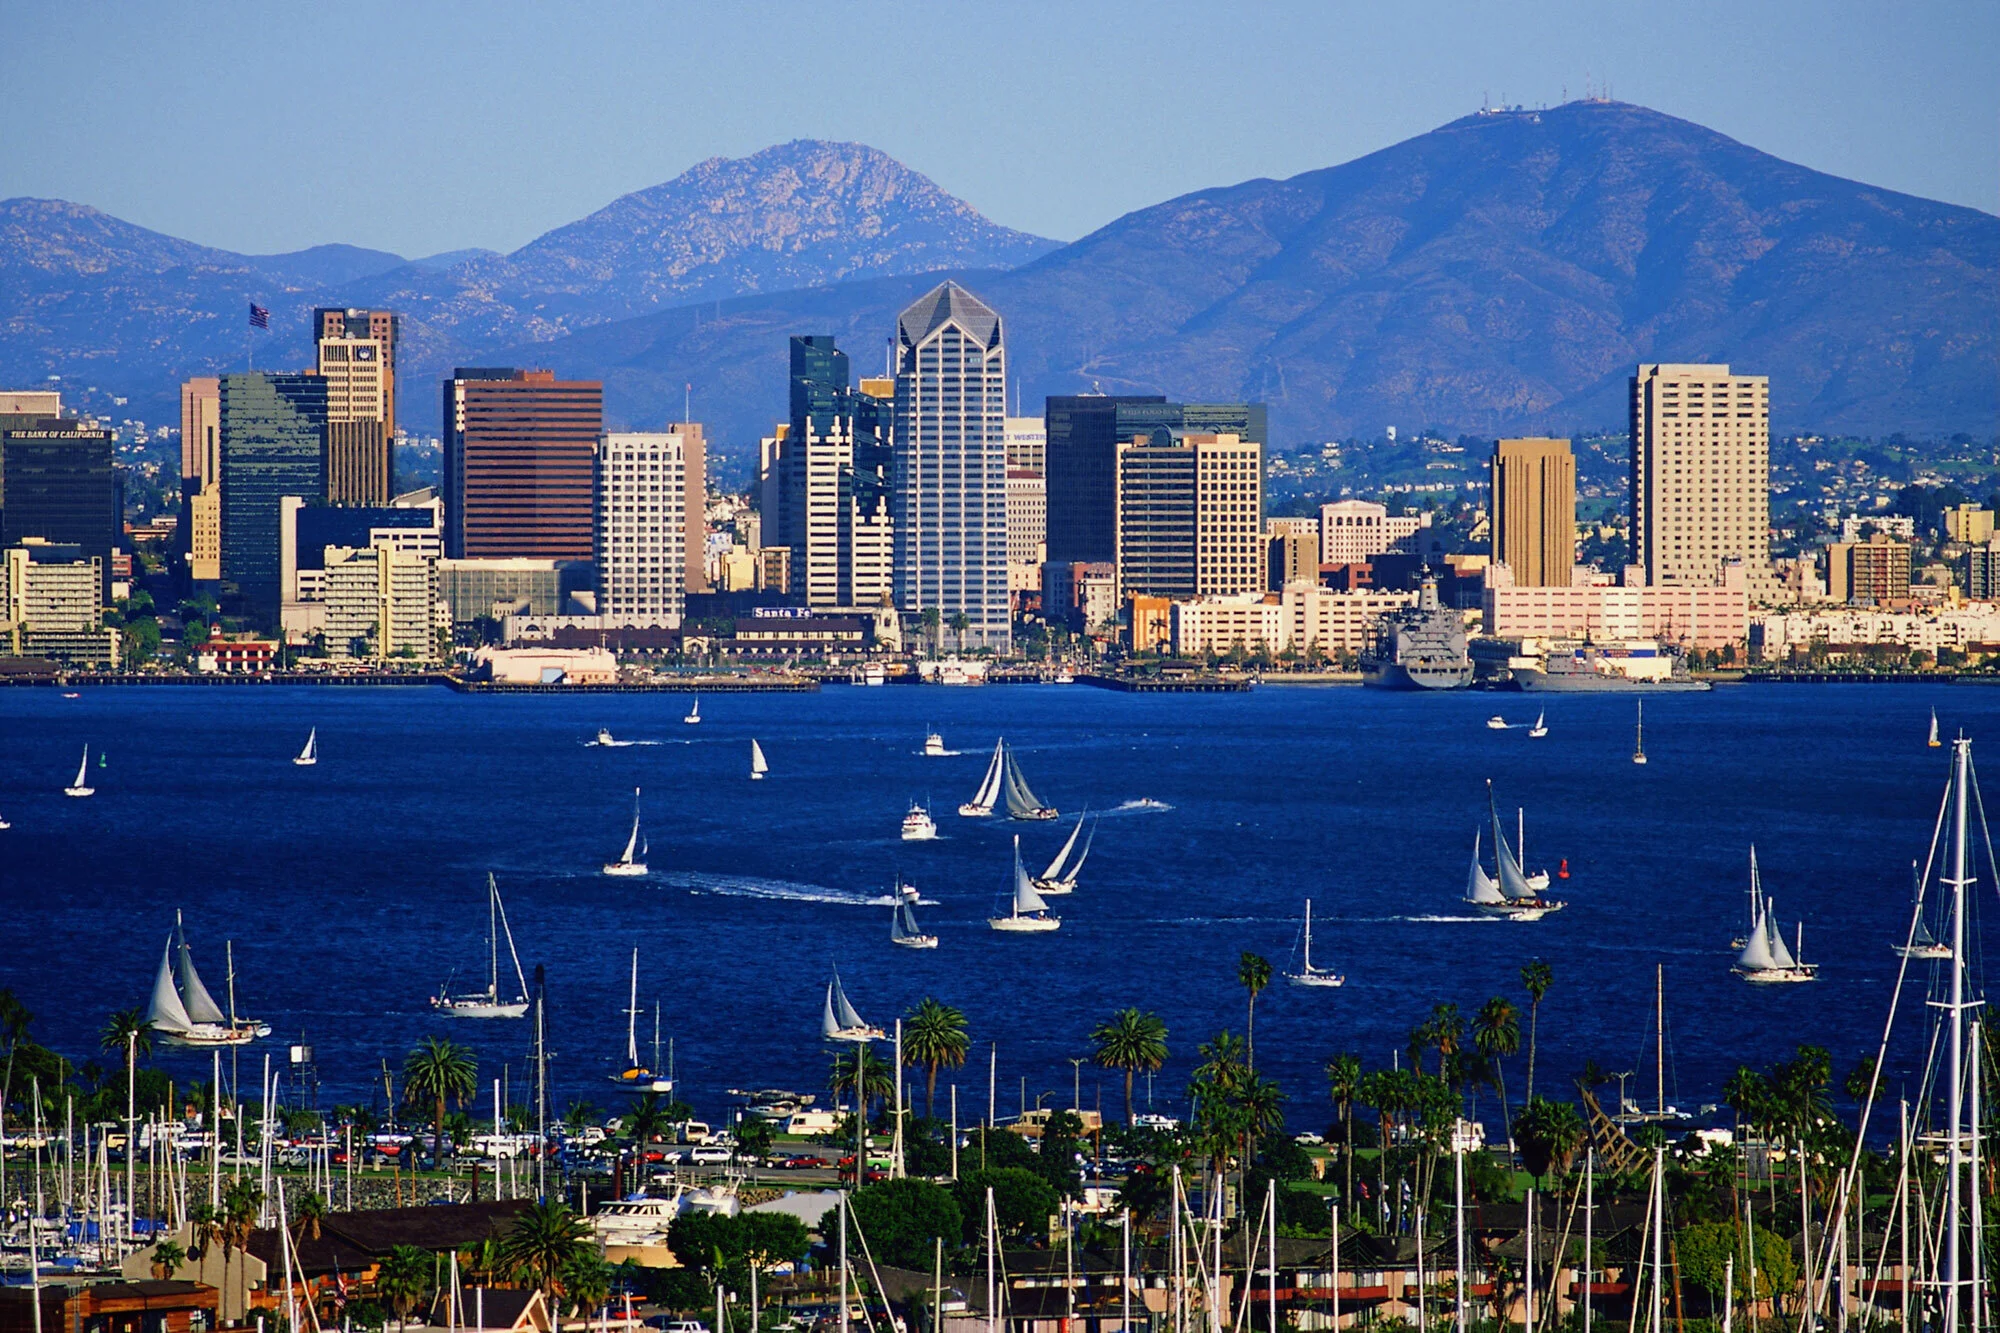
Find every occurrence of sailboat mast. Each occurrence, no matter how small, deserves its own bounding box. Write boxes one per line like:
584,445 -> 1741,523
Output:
227,940 -> 237,1026
489,882 -> 500,997
626,949 -> 640,1067
1655,965 -> 1664,1117
1944,736 -> 1970,1329
1304,900 -> 1313,971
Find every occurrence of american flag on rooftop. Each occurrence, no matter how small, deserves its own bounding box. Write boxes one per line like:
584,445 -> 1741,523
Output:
248,303 -> 270,329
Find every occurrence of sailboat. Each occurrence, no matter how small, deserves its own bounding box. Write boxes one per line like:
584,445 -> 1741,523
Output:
1632,700 -> 1648,765
1731,853 -> 1817,982
750,739 -> 769,781
889,880 -> 939,949
683,697 -> 701,725
64,744 -> 95,797
1464,783 -> 1565,920
293,728 -> 318,766
989,836 -> 1061,932
1929,709 -> 1941,747
144,914 -> 270,1045
1892,859 -> 1951,960
1284,899 -> 1345,987
1031,813 -> 1094,894
1528,709 -> 1548,738
0,807 -> 9,830
431,875 -> 531,1018
960,739 -> 1005,816
602,787 -> 649,876
999,742 -> 1057,820
609,949 -> 673,1090
822,969 -> 884,1041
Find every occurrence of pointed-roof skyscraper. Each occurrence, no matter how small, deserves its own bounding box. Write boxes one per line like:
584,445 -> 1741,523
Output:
893,281 -> 1010,651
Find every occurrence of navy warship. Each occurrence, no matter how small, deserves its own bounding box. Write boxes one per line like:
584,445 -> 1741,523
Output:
1360,578 -> 1473,690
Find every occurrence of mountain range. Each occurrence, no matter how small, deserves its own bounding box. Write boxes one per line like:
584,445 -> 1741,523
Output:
3,104 -> 1993,464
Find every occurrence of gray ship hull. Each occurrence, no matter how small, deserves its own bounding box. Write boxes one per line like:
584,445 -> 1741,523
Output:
1362,661 -> 1474,690
1514,667 -> 1711,693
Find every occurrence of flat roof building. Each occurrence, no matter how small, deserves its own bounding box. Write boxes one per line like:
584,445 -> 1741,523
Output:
1490,437 -> 1576,587
1630,362 -> 1773,591
220,373 -> 327,627
1,416 -> 119,601
315,308 -> 400,504
443,368 -> 603,561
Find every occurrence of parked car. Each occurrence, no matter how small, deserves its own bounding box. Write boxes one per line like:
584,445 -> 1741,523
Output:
689,1144 -> 733,1164
780,1154 -> 829,1170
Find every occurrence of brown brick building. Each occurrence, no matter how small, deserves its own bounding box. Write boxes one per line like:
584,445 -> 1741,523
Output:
443,369 -> 603,560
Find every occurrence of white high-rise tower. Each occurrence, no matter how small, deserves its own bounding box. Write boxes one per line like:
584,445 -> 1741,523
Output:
892,283 -> 1010,651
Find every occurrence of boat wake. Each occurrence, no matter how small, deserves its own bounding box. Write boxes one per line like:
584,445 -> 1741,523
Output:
915,748 -> 963,757
1393,914 -> 1510,924
669,872 -> 932,908
1102,799 -> 1174,816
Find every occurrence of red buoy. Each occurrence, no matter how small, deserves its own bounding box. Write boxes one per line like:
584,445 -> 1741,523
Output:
1558,857 -> 1570,880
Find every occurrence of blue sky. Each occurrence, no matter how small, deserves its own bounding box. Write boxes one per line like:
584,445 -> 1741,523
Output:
2,0 -> 1993,257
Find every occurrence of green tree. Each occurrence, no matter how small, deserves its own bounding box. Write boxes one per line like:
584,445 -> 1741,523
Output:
953,1167 -> 1058,1243
148,1239 -> 186,1279
1472,997 -> 1521,1143
1237,952 -> 1273,1068
561,1100 -> 597,1135
1090,1008 -> 1169,1124
291,1190 -> 328,1242
949,611 -> 971,653
1676,1220 -> 1796,1301
920,607 -> 942,653
1325,1053 -> 1364,1205
623,1093 -> 674,1156
1512,1097 -> 1585,1185
849,1178 -> 963,1269
499,1201 -> 592,1296
903,999 -> 971,1118
402,1036 -> 477,1156
1519,960 -> 1553,1103
559,1251 -> 612,1317
375,1244 -> 434,1329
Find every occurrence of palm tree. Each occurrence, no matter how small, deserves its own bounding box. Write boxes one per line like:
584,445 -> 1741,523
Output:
1237,953 -> 1273,1069
622,1093 -> 674,1161
1513,1097 -> 1585,1186
1472,997 -> 1521,1144
403,1036 -> 477,1158
292,1190 -> 327,1242
149,1239 -> 186,1280
1519,960 -> 1553,1102
827,1047 -> 894,1116
1325,1053 -> 1363,1205
375,1243 -> 434,1328
902,998 -> 971,1117
498,1200 -> 592,1296
948,611 -> 971,653
1090,1008 -> 1169,1124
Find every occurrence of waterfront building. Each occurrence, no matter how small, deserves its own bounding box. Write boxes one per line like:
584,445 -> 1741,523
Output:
442,368 -> 602,560
1826,533 -> 1913,605
1489,437 -> 1575,586
314,308 -> 399,504
594,431 -> 688,625
322,543 -> 442,661
0,415 -> 118,601
1040,559 -> 1117,634
1168,585 -> 1419,659
1629,362 -> 1773,590
437,558 -> 565,627
1943,503 -> 1994,546
1319,499 -> 1427,567
892,283 -> 1010,650
220,373 -> 328,627
1045,396 -> 1266,563
1482,561 -> 1748,649
1114,430 -> 1264,600
280,500 -> 443,638
180,377 -> 223,580
761,337 -> 894,610
1004,415 -> 1046,473
1266,519 -> 1320,589
1006,468 -> 1046,593
0,541 -> 115,665
1751,604 -> 2000,661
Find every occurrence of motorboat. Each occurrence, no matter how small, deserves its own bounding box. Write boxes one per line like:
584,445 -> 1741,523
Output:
900,803 -> 938,841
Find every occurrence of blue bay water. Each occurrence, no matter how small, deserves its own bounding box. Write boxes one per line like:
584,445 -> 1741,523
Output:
0,682 -> 1993,1133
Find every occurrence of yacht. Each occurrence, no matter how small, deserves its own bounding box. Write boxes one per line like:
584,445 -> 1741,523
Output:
900,802 -> 938,841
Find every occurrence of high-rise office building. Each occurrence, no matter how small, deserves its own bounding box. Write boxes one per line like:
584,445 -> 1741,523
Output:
220,372 -> 328,626
1114,430 -> 1265,599
1489,437 -> 1576,587
180,377 -> 223,581
442,368 -> 603,560
1827,533 -> 1913,605
1318,500 -> 1427,567
1004,416 -> 1046,473
594,431 -> 688,623
1267,518 -> 1320,589
315,308 -> 399,504
1046,397 -> 1266,563
323,544 -> 440,661
1006,467 -> 1046,592
676,420 -> 709,595
893,283 -> 1010,649
0,416 -> 118,601
1629,362 -> 1772,589
762,336 -> 895,609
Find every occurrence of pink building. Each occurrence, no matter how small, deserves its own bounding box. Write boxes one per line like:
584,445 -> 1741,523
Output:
1483,564 -> 1747,648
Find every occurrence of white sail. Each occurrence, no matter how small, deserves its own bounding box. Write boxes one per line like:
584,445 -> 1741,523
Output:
1040,815 -> 1087,881
1466,831 -> 1505,904
1765,899 -> 1799,969
1064,820 -> 1096,882
74,746 -> 89,788
1303,899 -> 1315,970
619,790 -> 642,863
833,973 -> 868,1033
750,740 -> 768,776
1489,794 -> 1538,901
147,939 -> 193,1032
821,983 -> 843,1040
1736,901 -> 1778,971
174,921 -> 228,1024
297,728 -> 316,763
1002,748 -> 1052,818
966,740 -> 1005,812
625,949 -> 641,1067
1012,839 -> 1051,914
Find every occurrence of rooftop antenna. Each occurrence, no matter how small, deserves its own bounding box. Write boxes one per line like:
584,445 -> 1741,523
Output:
684,382 -> 691,426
